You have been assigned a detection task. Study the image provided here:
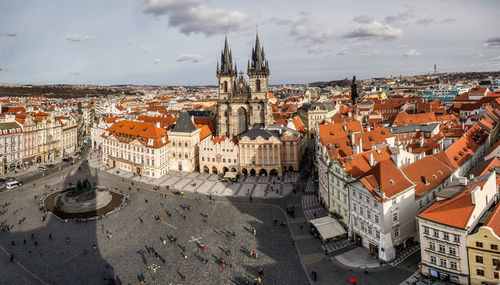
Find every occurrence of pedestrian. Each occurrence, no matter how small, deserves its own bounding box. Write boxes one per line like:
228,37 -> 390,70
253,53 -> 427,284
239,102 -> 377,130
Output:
258,268 -> 264,276
23,239 -> 26,245
49,234 -> 52,240
11,240 -> 15,246
255,252 -> 259,259
324,249 -> 328,255
10,254 -> 14,262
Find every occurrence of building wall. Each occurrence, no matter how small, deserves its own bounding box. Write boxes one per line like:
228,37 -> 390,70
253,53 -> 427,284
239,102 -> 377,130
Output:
102,137 -> 169,178
199,137 -> 239,174
418,219 -> 468,284
168,129 -> 200,172
239,135 -> 282,176
467,227 -> 500,285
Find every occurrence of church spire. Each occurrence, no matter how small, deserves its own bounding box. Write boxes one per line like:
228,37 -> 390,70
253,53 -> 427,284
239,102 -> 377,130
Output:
248,30 -> 268,76
218,35 -> 236,76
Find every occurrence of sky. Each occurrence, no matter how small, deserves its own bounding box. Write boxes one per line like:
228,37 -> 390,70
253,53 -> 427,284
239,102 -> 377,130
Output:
0,0 -> 500,85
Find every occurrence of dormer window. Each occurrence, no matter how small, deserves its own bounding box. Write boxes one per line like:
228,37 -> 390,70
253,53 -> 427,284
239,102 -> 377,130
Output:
389,179 -> 394,184
147,138 -> 153,146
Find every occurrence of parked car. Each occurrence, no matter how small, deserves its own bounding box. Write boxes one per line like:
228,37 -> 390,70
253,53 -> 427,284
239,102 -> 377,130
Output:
6,180 -> 22,189
38,165 -> 48,171
62,157 -> 72,162
0,178 -> 6,184
0,183 -> 6,190
5,177 -> 16,182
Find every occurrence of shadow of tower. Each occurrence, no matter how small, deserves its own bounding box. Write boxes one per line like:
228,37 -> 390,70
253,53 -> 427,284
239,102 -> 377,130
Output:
0,156 -> 119,284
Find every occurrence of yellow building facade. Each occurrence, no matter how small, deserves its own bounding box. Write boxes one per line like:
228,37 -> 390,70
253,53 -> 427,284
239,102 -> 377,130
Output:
467,204 -> 500,285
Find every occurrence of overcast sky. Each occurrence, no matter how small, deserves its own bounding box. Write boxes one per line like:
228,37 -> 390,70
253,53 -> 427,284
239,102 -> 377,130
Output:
1,0 -> 499,85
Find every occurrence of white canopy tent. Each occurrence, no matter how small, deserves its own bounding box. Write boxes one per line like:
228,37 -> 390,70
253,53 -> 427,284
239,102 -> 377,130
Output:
309,216 -> 347,241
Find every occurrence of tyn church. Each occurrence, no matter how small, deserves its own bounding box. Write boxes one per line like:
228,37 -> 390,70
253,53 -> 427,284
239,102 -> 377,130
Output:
216,33 -> 273,137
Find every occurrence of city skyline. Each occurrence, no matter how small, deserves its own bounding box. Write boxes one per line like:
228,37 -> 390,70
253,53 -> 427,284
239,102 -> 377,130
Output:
1,0 -> 500,85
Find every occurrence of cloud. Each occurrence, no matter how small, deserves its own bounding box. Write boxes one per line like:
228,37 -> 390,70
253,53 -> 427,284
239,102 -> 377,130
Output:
337,41 -> 377,56
490,56 -> 500,62
139,45 -> 149,53
177,53 -> 203,63
6,30 -> 17,36
127,40 -> 133,45
285,18 -> 335,55
0,67 -> 3,71
343,20 -> 403,40
416,17 -> 456,25
384,8 -> 416,24
404,49 -> 420,57
416,17 -> 434,25
484,37 -> 500,48
439,18 -> 456,24
68,72 -> 80,76
140,0 -> 251,36
154,58 -> 161,64
270,17 -> 293,26
353,15 -> 374,24
65,34 -> 94,42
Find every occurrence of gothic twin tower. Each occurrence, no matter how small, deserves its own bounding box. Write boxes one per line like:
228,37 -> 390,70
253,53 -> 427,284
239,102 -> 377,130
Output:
216,33 -> 273,138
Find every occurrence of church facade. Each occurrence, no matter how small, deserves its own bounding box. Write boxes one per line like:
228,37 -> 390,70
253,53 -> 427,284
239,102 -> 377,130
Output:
216,34 -> 274,138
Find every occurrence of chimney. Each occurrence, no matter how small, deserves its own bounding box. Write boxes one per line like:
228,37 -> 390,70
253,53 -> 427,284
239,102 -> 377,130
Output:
191,115 -> 195,124
358,138 -> 363,153
469,174 -> 474,180
344,124 -> 347,132
156,122 -> 160,128
348,110 -> 352,118
420,137 -> 424,148
369,152 -> 375,167
462,121 -> 465,131
367,125 -> 371,132
408,147 -> 412,153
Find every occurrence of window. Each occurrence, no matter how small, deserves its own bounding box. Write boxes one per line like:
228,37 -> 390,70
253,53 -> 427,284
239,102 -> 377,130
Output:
429,242 -> 435,250
492,244 -> 499,250
375,215 -> 379,224
443,232 -> 449,241
440,259 -> 447,268
493,259 -> 500,266
476,256 -> 483,263
454,235 -> 460,243
476,242 -> 484,248
424,226 -> 429,235
376,230 -> 380,239
394,228 -> 400,238
433,229 -> 439,238
366,196 -> 369,203
477,269 -> 484,277
360,207 -> 364,216
495,272 -> 499,279
419,200 -> 423,208
353,203 -> 357,212
439,244 -> 445,253
449,247 -> 456,256
393,212 -> 398,222
450,261 -> 457,270
430,256 -> 436,264
368,226 -> 372,235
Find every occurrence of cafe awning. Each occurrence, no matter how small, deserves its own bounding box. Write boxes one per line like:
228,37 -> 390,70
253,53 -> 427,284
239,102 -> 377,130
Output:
309,216 -> 347,240
224,171 -> 238,180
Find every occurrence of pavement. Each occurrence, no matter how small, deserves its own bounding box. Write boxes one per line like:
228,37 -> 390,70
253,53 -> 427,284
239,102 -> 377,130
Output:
0,155 -> 308,285
87,150 -> 299,199
0,150 -> 420,285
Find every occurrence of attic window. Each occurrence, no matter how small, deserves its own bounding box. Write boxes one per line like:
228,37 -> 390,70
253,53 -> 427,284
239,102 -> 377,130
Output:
376,149 -> 381,154
432,175 -> 437,179
147,138 -> 153,146
389,179 -> 394,184
438,170 -> 443,175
